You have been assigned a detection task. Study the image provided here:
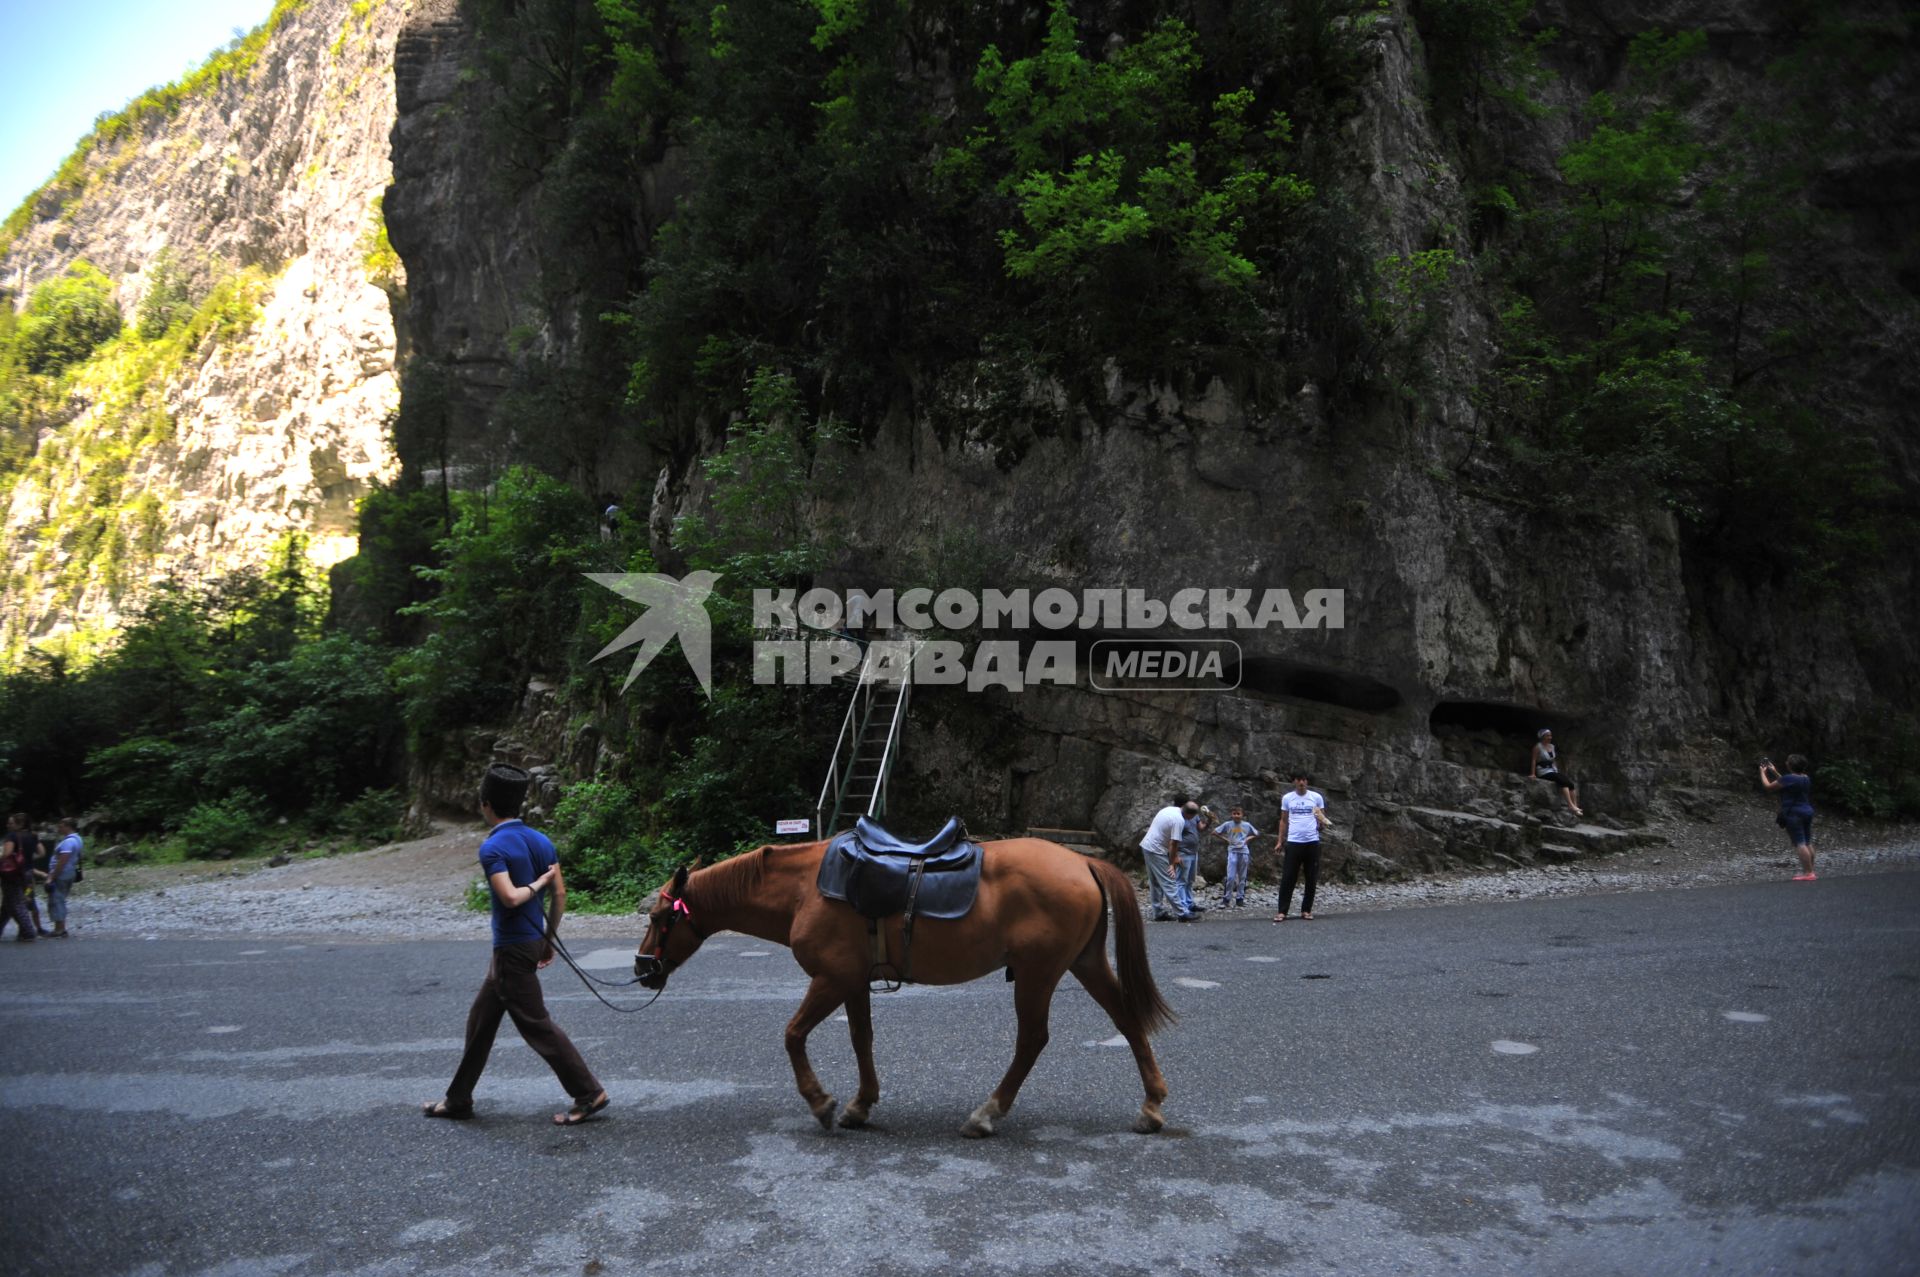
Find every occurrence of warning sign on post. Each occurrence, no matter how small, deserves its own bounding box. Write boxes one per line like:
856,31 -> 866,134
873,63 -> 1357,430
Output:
775,818 -> 811,835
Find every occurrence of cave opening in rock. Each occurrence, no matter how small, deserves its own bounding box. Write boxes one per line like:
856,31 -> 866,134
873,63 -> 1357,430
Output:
1429,700 -> 1580,771
1235,658 -> 1403,712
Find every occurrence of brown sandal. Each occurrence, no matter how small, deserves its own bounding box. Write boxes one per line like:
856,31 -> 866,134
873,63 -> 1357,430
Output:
554,1091 -> 610,1126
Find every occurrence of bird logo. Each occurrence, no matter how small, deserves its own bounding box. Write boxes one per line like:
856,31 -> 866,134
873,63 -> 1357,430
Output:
585,571 -> 721,696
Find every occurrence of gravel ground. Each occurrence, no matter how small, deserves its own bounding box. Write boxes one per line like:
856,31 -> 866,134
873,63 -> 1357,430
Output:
44,800 -> 1920,942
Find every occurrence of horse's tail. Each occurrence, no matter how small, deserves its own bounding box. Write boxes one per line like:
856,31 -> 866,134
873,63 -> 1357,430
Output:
1088,857 -> 1176,1037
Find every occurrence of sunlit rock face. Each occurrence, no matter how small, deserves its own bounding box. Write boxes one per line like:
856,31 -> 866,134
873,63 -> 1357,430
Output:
0,0 -> 407,654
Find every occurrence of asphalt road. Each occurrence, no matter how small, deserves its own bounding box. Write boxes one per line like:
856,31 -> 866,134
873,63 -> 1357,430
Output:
3,873 -> 1917,1277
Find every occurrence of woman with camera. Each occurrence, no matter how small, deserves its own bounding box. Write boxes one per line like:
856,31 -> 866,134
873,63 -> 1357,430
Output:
1759,755 -> 1817,881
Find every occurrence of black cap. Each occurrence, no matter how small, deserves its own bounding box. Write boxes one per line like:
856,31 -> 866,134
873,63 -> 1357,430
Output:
480,764 -> 531,818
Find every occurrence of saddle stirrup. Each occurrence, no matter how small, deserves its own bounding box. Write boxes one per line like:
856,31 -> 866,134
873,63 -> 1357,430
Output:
867,918 -> 901,993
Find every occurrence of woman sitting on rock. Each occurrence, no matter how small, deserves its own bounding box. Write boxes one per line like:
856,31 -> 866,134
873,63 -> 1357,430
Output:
1531,728 -> 1583,817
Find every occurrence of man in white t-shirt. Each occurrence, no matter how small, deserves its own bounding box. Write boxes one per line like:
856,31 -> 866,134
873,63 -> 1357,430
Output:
1272,774 -> 1330,922
1139,800 -> 1197,922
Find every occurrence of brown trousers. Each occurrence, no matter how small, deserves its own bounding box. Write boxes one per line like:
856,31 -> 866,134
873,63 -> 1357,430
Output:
448,941 -> 602,1105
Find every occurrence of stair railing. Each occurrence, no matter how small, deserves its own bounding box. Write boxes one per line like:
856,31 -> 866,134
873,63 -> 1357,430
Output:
814,637 -> 916,837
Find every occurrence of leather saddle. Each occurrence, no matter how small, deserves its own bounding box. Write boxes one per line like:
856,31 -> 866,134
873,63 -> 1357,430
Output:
817,816 -> 982,921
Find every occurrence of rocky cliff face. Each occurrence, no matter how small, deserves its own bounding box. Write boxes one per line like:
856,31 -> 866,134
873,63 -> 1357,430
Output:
0,0 -> 407,653
385,0 -> 663,496
385,0 -> 1917,870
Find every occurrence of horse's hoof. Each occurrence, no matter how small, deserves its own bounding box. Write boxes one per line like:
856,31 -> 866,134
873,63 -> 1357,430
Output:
960,1100 -> 1000,1138
1132,1109 -> 1165,1135
811,1097 -> 838,1130
839,1104 -> 871,1129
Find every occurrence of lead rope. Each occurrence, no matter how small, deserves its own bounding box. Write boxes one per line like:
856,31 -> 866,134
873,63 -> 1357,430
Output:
536,904 -> 667,1015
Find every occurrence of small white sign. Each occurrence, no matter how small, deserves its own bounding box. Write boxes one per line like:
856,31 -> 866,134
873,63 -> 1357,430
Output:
775,818 -> 811,835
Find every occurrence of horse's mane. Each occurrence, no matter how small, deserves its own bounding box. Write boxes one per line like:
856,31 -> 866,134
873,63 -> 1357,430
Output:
691,843 -> 789,912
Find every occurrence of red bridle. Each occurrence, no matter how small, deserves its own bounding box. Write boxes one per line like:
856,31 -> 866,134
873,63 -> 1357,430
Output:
635,891 -> 700,985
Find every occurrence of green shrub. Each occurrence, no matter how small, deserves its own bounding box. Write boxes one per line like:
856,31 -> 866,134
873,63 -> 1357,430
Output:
135,250 -> 195,340
360,196 -> 401,287
392,466 -> 599,743
1820,757 -> 1898,820
177,791 -> 268,858
17,262 -> 122,375
546,779 -> 678,912
334,786 -> 404,845
181,632 -> 396,812
84,735 -> 180,828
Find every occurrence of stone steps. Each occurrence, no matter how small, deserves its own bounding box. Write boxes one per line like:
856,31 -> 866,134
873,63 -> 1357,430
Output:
1366,803 -> 1664,868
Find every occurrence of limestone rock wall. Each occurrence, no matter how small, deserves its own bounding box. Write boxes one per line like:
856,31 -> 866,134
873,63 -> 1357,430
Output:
0,0 -> 408,651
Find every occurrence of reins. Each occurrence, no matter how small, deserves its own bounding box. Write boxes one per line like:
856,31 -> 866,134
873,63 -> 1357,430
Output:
536,888 -> 703,1015
538,916 -> 667,1015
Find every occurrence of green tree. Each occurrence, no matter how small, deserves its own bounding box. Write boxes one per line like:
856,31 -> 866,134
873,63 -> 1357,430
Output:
17,261 -> 122,375
391,467 -> 599,744
962,2 -> 1311,294
135,249 -> 195,340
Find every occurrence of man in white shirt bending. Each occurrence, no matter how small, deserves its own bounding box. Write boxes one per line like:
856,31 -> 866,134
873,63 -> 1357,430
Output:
1272,774 -> 1331,922
1140,800 -> 1198,922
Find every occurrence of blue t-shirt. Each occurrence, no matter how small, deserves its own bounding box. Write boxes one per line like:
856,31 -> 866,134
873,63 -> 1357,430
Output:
478,820 -> 555,947
1218,820 -> 1259,852
51,833 -> 82,881
1776,773 -> 1813,815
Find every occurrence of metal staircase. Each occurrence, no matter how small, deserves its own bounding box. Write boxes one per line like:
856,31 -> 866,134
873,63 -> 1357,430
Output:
815,640 -> 915,837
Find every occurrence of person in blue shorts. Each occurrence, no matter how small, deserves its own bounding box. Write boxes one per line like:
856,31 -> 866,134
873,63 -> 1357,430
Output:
1759,754 -> 1817,881
424,764 -> 609,1126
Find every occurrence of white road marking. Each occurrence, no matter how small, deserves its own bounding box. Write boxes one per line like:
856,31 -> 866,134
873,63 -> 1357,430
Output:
1723,1011 -> 1770,1023
1245,955 -> 1280,963
738,950 -> 772,958
573,948 -> 635,971
1491,1040 -> 1539,1055
207,1025 -> 242,1035
1084,1034 -> 1128,1047
239,950 -> 268,956
1174,977 -> 1220,989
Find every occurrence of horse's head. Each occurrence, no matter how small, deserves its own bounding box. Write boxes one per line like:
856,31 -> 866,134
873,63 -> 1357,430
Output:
634,861 -> 705,990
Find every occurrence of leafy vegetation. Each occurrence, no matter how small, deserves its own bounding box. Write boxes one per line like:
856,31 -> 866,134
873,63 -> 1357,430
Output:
389,467 -> 601,746
360,196 -> 401,289
1461,20 -> 1907,581
4,0 -> 1914,911
14,262 -> 122,374
0,257 -> 273,644
0,539 -> 399,844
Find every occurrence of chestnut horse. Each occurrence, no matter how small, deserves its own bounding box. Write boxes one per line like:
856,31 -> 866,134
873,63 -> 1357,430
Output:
633,837 -> 1175,1137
